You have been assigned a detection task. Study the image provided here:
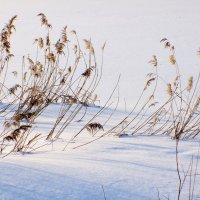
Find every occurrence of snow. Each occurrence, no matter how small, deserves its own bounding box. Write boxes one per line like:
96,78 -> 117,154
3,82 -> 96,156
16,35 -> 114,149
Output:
0,135 -> 196,200
0,0 -> 200,199
0,105 -> 200,200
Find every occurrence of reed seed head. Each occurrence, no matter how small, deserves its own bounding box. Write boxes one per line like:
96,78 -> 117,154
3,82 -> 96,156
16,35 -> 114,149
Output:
187,76 -> 193,92
167,84 -> 173,97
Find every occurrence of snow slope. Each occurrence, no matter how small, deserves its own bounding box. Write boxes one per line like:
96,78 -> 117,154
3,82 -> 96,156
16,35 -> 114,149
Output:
0,134 -> 200,199
0,138 -> 199,200
0,104 -> 200,200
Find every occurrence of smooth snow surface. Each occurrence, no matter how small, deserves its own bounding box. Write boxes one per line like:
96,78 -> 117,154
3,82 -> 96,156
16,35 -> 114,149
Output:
1,135 -> 200,200
0,104 -> 200,200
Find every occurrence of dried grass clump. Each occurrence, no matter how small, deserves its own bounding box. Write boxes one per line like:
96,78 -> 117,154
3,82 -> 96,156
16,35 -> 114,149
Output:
0,14 -> 113,155
0,15 -> 17,53
0,15 -> 199,157
99,38 -> 200,143
86,123 -> 104,134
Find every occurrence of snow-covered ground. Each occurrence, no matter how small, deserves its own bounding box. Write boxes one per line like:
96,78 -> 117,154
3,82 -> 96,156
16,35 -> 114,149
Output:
0,102 -> 199,199
0,1 -> 200,200
1,134 -> 199,200
0,104 -> 199,200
